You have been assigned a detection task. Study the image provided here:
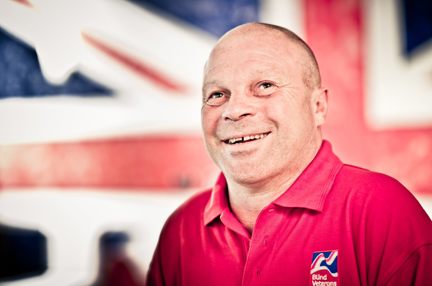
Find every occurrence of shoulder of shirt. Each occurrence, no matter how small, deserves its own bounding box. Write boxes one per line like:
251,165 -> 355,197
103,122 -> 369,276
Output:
163,188 -> 212,227
338,163 -> 408,194
337,163 -> 430,226
337,166 -> 432,284
176,188 -> 212,214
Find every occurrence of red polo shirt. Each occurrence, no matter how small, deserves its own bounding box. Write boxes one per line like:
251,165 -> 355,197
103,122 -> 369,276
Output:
147,141 -> 432,286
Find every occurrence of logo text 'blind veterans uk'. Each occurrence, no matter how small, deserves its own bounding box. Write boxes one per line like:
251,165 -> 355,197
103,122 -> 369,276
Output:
310,250 -> 338,286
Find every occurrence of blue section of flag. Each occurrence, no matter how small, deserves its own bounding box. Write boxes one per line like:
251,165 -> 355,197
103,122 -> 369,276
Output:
400,0 -> 432,56
127,0 -> 259,36
0,224 -> 47,281
0,0 -> 259,99
0,28 -> 112,99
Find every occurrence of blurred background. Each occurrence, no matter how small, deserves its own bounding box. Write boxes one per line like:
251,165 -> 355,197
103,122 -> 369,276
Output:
0,0 -> 431,285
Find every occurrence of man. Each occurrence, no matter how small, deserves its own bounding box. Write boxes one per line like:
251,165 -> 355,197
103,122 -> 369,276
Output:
147,23 -> 432,286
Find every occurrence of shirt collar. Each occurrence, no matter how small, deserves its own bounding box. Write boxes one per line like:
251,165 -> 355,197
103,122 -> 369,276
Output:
204,173 -> 229,225
272,140 -> 343,211
203,140 -> 343,225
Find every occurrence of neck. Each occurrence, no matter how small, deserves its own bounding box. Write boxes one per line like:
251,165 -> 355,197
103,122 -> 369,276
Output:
227,167 -> 302,233
226,138 -> 322,233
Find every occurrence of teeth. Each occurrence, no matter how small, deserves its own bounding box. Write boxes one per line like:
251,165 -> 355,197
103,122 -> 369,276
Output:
226,133 -> 268,144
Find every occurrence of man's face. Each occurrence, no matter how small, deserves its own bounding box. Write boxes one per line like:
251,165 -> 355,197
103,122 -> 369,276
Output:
201,27 -> 324,187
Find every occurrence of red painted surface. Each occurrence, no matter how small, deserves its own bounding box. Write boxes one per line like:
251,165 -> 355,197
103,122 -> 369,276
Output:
304,0 -> 432,193
0,136 -> 217,190
14,0 -> 32,7
82,32 -> 189,93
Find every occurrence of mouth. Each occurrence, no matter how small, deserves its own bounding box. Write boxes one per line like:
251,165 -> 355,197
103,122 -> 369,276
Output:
222,132 -> 271,145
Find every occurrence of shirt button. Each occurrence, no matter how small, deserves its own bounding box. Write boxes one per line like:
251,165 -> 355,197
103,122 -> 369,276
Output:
256,268 -> 261,276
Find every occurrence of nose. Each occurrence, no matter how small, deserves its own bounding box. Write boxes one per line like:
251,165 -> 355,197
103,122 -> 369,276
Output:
221,92 -> 256,121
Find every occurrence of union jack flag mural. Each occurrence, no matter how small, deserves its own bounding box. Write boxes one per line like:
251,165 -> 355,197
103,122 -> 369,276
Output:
0,0 -> 431,284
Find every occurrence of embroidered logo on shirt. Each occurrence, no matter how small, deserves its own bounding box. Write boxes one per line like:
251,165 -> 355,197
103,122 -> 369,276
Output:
310,250 -> 338,286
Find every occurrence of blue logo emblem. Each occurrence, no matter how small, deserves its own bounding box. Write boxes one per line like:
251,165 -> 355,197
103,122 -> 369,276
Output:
310,250 -> 338,285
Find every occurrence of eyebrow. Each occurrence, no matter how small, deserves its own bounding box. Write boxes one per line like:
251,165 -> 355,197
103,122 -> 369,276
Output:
202,80 -> 223,92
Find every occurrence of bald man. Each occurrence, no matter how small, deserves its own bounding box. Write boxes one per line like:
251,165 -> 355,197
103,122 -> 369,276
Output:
147,23 -> 432,286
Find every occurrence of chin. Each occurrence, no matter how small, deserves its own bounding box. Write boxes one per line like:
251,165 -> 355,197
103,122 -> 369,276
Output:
219,158 -> 267,183
226,168 -> 267,186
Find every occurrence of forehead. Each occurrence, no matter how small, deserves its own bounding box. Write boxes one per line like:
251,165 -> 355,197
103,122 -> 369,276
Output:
204,27 -> 303,83
210,28 -> 295,62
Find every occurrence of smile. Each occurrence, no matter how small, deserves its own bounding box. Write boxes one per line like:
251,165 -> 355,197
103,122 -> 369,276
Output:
223,132 -> 270,145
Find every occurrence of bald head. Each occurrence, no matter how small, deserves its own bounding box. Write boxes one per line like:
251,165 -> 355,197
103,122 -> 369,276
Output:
206,22 -> 321,90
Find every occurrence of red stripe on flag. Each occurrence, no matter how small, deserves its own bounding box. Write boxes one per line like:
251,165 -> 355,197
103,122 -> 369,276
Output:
13,0 -> 32,7
82,32 -> 189,93
304,0 -> 432,194
0,136 -> 218,190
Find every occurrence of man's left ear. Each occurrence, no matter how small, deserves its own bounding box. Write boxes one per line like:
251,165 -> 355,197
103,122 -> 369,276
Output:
312,87 -> 328,127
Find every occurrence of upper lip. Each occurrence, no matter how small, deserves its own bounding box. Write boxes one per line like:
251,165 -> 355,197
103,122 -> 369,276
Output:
221,132 -> 271,144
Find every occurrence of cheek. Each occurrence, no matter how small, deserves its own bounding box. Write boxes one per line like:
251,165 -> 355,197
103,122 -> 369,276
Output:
268,101 -> 313,137
201,108 -> 220,137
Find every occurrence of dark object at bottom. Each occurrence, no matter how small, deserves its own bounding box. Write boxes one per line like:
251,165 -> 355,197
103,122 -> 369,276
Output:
0,224 -> 48,282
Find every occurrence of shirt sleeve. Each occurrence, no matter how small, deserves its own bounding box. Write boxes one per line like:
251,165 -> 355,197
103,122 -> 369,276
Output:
146,210 -> 182,286
383,244 -> 432,286
352,172 -> 432,285
146,241 -> 165,286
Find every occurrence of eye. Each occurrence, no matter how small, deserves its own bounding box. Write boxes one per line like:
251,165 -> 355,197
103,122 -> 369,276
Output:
255,81 -> 278,96
259,82 -> 274,89
204,91 -> 229,106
